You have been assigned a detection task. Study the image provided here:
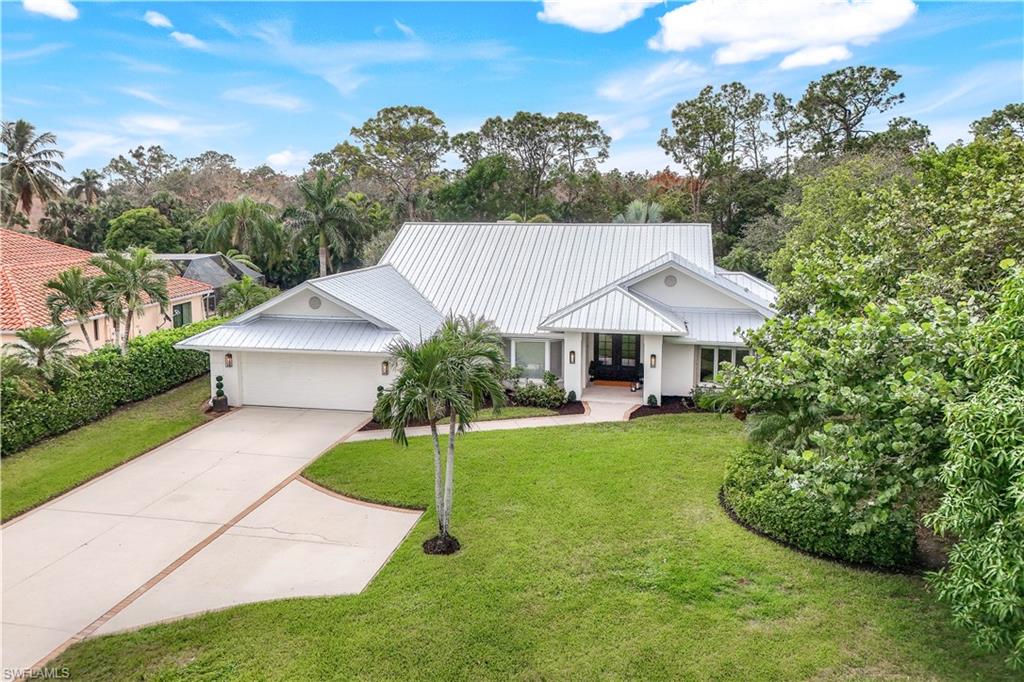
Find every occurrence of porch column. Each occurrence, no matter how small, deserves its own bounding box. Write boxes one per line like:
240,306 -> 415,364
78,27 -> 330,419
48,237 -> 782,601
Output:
643,334 -> 663,406
562,331 -> 584,398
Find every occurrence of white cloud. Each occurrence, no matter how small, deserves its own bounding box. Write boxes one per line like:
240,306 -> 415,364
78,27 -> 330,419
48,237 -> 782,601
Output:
120,114 -> 184,135
597,59 -> 706,103
170,31 -> 208,51
778,44 -> 852,70
61,130 -> 128,160
537,0 -> 660,33
116,87 -> 170,107
394,19 -> 416,38
222,85 -> 308,112
2,42 -> 69,62
22,0 -> 78,21
649,0 -> 916,67
108,54 -> 177,74
265,148 -> 310,175
143,10 -> 172,29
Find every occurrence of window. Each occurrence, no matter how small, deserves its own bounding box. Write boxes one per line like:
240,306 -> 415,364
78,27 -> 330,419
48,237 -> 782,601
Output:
596,334 -> 612,365
514,340 -> 546,380
699,347 -> 749,384
93,318 -> 100,341
172,302 -> 192,328
620,335 -> 637,367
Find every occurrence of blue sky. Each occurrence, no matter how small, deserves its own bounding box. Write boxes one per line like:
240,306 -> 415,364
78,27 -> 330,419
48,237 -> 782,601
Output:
3,0 -> 1022,176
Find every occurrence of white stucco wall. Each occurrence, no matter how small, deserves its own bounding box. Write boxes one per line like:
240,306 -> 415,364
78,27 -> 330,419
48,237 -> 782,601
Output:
662,342 -> 696,397
631,267 -> 744,309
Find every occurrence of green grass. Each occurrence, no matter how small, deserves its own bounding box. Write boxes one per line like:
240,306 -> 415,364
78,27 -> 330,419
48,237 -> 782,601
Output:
52,415 -> 1011,680
473,405 -> 557,421
1,378 -> 213,521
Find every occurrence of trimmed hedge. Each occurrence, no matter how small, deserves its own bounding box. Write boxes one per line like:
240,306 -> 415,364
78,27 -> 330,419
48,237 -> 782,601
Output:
1,318 -> 222,456
722,446 -> 916,568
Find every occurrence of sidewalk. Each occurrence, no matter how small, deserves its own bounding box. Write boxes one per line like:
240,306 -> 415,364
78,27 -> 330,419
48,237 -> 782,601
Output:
347,397 -> 638,442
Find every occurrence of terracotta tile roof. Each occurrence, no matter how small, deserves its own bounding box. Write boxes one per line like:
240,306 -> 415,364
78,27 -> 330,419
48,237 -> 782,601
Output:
1,229 -> 212,331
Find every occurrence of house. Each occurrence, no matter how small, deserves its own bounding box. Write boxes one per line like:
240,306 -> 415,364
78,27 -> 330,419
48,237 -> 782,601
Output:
177,222 -> 776,410
0,229 -> 214,352
153,253 -> 265,314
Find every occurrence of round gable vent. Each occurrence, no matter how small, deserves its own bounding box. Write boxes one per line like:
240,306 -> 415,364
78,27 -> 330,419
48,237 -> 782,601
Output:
308,295 -> 322,310
664,274 -> 678,288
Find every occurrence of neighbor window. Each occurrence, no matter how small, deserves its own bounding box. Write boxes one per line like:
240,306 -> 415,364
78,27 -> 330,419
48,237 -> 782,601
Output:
699,347 -> 749,384
172,302 -> 192,328
513,340 -> 546,380
92,318 -> 100,341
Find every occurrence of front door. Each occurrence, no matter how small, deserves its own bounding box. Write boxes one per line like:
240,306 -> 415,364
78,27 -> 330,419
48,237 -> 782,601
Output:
592,333 -> 641,382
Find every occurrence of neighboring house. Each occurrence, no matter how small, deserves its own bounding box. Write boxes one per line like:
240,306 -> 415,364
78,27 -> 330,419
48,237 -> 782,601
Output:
0,230 -> 214,353
178,222 -> 777,410
154,253 -> 265,313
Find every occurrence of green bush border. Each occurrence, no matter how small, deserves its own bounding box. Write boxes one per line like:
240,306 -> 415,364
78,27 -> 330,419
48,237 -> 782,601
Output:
1,318 -> 222,456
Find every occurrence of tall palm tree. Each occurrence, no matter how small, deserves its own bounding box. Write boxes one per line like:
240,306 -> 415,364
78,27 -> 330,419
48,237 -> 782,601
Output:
1,120 -> 65,220
374,314 -> 505,553
68,169 -> 105,204
614,199 -> 664,223
204,196 -> 285,265
4,326 -> 79,383
90,248 -> 172,350
46,266 -> 99,351
285,170 -> 361,278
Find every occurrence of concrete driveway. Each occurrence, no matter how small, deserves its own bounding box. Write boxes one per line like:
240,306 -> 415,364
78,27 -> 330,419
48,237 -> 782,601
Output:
1,407 -> 420,677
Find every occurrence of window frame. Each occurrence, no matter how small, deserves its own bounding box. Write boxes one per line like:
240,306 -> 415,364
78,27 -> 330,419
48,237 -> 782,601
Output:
172,302 -> 193,328
510,338 -> 552,381
698,346 -> 749,385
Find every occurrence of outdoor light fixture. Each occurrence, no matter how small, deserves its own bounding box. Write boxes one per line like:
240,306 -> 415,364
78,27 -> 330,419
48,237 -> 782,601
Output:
569,350 -> 576,364
381,360 -> 390,376
224,353 -> 233,367
649,354 -> 657,368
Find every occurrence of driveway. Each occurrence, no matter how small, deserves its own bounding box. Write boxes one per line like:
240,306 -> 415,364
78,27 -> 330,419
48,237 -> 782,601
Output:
1,407 -> 420,676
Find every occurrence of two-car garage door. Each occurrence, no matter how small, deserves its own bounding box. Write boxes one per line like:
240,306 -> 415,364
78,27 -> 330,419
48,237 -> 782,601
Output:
240,352 -> 387,411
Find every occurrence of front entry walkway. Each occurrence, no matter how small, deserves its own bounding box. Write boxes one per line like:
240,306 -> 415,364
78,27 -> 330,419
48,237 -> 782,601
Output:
1,408 -> 420,676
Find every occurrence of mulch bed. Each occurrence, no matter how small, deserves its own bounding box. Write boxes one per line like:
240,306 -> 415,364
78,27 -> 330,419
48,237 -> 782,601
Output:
629,395 -> 701,420
717,487 -> 924,576
359,400 -> 586,432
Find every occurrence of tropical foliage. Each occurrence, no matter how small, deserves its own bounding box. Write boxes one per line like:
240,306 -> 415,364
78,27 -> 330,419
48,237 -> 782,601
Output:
89,247 -> 172,350
3,326 -> 79,385
45,266 -> 98,351
1,119 -> 64,221
216,276 -> 279,316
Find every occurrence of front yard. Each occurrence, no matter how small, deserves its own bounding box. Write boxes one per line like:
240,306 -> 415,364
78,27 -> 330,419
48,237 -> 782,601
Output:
1,377 -> 213,521
48,413 -> 1011,679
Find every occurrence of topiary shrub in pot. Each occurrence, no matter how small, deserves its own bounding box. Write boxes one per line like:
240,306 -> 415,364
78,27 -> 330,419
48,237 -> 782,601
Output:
212,375 -> 229,412
647,394 -> 658,408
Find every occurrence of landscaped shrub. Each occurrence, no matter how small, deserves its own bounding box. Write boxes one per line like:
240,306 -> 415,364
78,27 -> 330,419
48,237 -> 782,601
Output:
511,382 -> 567,410
0,318 -> 222,456
723,446 -> 916,567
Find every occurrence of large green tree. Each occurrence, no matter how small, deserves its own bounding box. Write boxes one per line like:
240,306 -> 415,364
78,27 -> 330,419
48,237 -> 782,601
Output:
90,247 -> 172,350
1,119 -> 65,220
104,207 -> 183,252
335,105 -> 449,219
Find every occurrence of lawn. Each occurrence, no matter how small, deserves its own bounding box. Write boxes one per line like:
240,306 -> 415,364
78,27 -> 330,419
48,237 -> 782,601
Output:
51,414 -> 1011,680
1,377 -> 213,521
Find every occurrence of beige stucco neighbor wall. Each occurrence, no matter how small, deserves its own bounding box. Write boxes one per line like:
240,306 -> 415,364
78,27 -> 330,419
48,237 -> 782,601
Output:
1,294 -> 208,356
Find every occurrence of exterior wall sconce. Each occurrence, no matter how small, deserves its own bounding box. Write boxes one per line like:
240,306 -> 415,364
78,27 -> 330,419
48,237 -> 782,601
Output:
381,360 -> 390,376
569,350 -> 576,364
224,353 -> 233,367
649,354 -> 657,369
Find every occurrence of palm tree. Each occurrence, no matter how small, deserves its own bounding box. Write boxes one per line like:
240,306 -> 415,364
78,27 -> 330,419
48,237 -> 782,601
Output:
204,196 -> 285,266
68,169 -> 105,204
223,248 -> 261,272
90,248 -> 172,350
46,267 -> 99,351
614,199 -> 664,223
374,314 -> 505,553
1,120 -> 65,220
4,326 -> 79,383
286,170 -> 361,278
216,275 -> 278,316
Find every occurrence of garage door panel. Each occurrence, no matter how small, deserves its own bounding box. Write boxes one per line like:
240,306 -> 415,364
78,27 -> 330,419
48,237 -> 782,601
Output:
241,352 -> 385,411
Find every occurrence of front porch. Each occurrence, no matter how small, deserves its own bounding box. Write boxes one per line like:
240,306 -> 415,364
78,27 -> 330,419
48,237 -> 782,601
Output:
561,331 -> 670,406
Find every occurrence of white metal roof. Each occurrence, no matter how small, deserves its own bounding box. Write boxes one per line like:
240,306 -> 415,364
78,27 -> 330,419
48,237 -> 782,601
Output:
176,317 -> 400,353
310,264 -> 442,343
716,268 -> 778,302
380,222 -> 718,335
670,309 -> 765,346
540,288 -> 685,334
